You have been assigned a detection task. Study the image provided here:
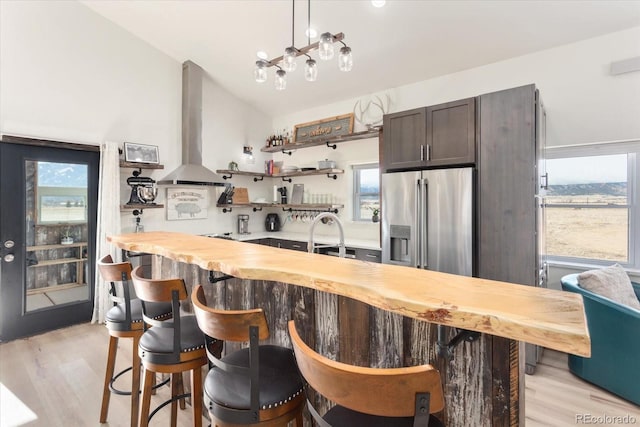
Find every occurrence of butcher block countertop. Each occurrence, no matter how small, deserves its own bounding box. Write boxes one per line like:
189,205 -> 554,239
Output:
108,231 -> 590,357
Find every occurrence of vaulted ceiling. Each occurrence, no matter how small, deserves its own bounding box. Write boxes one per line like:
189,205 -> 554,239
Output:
81,0 -> 640,117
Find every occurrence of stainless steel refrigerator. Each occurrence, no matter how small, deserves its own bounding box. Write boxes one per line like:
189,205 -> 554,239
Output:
381,167 -> 473,276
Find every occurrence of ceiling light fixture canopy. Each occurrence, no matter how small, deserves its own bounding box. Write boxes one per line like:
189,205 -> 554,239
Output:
254,0 -> 352,89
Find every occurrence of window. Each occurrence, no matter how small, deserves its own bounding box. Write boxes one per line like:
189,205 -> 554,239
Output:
545,143 -> 639,268
353,164 -> 380,221
35,161 -> 88,224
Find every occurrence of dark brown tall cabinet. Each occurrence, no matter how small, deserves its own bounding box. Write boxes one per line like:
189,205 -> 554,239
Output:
382,97 -> 475,172
477,84 -> 547,375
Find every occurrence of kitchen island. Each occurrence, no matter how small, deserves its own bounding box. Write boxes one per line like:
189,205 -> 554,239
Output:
108,231 -> 590,426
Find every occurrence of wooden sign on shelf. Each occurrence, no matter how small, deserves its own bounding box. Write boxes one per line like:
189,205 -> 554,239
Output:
293,113 -> 354,144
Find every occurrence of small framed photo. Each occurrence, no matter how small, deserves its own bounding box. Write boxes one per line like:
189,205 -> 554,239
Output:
123,142 -> 159,164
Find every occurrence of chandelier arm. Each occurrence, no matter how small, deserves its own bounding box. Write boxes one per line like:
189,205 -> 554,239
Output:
291,0 -> 295,47
307,0 -> 311,45
265,33 -> 345,67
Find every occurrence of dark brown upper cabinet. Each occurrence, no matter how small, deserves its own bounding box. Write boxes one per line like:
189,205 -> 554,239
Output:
426,97 -> 475,167
381,97 -> 475,172
382,107 -> 426,171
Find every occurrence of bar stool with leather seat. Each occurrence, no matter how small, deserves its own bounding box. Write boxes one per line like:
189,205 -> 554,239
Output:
98,255 -> 172,427
191,284 -> 305,427
130,266 -> 208,427
288,320 -> 446,427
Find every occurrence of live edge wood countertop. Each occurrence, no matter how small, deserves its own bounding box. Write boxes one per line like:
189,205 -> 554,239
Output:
108,231 -> 590,357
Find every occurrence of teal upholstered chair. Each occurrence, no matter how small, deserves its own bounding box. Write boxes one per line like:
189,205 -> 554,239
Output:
561,273 -> 640,406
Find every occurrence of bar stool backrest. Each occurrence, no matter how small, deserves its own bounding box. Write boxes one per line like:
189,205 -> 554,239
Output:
98,254 -> 134,326
130,265 -> 187,361
191,284 -> 269,341
288,320 -> 444,419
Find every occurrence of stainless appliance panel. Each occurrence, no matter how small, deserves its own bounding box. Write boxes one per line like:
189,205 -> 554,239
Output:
381,171 -> 421,266
423,168 -> 473,276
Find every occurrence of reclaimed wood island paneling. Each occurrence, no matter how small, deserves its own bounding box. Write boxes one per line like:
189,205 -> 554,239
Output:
108,231 -> 590,426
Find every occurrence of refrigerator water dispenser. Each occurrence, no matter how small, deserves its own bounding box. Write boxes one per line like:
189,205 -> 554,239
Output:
389,225 -> 411,263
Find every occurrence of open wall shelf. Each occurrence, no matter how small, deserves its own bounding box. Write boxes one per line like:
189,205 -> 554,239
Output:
259,129 -> 380,154
216,168 -> 343,182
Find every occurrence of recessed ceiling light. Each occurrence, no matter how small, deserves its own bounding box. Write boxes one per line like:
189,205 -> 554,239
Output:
371,0 -> 386,7
305,28 -> 317,38
256,51 -> 268,60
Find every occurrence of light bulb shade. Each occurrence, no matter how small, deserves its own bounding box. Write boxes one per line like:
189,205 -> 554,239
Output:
305,58 -> 318,82
254,60 -> 268,83
283,47 -> 298,72
338,46 -> 353,72
318,32 -> 335,60
275,69 -> 287,90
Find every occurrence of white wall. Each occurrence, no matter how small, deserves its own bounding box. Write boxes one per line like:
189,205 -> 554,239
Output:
0,1 -> 181,149
271,26 -> 640,243
0,1 -> 272,235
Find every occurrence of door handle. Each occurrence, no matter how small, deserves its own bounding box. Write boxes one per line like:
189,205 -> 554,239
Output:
4,253 -> 15,263
540,173 -> 549,190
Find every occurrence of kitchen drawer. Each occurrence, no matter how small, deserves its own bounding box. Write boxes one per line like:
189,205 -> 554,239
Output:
274,239 -> 307,252
355,248 -> 381,263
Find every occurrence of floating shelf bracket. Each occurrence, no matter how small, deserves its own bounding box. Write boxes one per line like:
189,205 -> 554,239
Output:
253,176 -> 264,182
326,141 -> 337,150
282,149 -> 293,156
436,325 -> 481,359
326,173 -> 338,180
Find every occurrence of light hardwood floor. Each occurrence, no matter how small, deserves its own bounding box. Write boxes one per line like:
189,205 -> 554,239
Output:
1,323 -> 638,426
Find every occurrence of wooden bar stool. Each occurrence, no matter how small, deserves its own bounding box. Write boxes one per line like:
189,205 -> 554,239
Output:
288,320 -> 445,427
130,266 -> 208,427
98,255 -> 172,427
191,284 -> 304,427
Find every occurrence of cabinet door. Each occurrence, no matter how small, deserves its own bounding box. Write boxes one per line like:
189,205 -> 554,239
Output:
426,97 -> 475,167
382,107 -> 426,172
478,85 -> 536,286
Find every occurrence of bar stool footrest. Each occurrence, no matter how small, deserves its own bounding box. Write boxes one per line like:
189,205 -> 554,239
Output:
148,392 -> 191,422
109,365 -> 170,396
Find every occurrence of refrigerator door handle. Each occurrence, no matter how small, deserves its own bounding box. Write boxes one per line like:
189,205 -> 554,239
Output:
422,178 -> 428,269
415,178 -> 421,268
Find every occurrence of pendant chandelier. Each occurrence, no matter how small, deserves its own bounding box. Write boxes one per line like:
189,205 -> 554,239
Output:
254,0 -> 353,90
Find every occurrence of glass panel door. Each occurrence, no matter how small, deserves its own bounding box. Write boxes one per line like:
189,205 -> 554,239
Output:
0,141 -> 98,341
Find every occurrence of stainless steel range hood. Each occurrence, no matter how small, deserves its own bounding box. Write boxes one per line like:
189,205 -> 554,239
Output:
158,60 -> 225,187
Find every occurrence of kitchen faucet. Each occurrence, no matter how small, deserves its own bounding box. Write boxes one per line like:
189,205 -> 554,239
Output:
308,212 -> 346,258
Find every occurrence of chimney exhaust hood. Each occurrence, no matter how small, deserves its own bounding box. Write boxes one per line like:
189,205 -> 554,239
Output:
158,60 -> 225,187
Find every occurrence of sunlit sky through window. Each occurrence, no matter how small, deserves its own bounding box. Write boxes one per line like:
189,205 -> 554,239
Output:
547,154 -> 626,185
